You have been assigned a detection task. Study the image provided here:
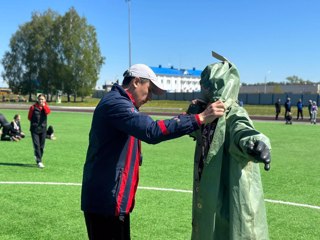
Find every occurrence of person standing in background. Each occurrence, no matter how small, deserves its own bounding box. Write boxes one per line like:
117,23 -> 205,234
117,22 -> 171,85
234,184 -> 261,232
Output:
308,99 -> 313,120
284,97 -> 291,119
296,99 -> 303,120
28,94 -> 51,168
275,98 -> 281,120
310,101 -> 318,124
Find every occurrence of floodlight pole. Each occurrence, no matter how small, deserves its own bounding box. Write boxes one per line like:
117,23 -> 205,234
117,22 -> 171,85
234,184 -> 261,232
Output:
126,0 -> 132,67
264,70 -> 271,94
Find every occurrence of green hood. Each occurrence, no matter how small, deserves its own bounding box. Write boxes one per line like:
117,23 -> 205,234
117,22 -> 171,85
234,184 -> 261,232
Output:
200,55 -> 240,107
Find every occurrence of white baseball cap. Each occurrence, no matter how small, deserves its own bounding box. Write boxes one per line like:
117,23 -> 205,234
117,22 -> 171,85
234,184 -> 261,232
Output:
123,64 -> 166,95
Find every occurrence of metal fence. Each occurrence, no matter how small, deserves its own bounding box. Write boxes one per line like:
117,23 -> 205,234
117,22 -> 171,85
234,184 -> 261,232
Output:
238,93 -> 320,106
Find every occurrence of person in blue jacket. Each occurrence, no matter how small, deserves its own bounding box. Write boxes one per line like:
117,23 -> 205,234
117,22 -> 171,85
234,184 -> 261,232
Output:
296,98 -> 303,120
81,64 -> 225,240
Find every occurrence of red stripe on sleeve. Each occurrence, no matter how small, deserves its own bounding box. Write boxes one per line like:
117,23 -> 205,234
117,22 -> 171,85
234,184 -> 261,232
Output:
126,140 -> 141,213
115,136 -> 135,215
195,114 -> 202,126
43,104 -> 51,115
157,120 -> 170,135
28,105 -> 34,121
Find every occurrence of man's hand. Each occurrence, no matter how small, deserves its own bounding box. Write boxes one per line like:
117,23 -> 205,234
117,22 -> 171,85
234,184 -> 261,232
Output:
186,99 -> 208,114
38,99 -> 46,107
246,140 -> 271,171
198,100 -> 225,124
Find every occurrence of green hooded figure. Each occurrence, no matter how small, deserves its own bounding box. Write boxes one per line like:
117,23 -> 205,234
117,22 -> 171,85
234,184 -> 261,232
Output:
189,52 -> 271,240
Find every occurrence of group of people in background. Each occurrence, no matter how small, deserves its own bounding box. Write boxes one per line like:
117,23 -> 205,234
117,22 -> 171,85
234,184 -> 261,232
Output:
0,94 -> 56,168
275,97 -> 318,124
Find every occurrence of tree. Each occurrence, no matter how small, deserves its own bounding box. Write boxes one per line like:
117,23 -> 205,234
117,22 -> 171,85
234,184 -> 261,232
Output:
57,7 -> 104,102
1,9 -> 59,101
286,75 -> 313,84
1,7 -> 105,102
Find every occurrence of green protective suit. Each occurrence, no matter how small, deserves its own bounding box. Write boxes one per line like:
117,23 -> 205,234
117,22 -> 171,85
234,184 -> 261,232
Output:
191,53 -> 271,240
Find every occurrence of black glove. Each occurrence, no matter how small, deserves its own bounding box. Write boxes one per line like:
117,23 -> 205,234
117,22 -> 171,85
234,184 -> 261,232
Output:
186,99 -> 208,114
246,140 -> 271,171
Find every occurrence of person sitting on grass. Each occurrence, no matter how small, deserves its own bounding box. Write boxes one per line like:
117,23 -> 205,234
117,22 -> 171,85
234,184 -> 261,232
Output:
11,114 -> 25,140
46,125 -> 56,140
0,113 -> 19,141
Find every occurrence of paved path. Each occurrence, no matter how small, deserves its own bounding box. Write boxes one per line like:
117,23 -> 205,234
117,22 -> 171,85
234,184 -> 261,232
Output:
0,103 -> 315,123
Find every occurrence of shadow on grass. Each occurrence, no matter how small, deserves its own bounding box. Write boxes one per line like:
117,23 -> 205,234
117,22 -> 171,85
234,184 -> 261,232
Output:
0,162 -> 36,168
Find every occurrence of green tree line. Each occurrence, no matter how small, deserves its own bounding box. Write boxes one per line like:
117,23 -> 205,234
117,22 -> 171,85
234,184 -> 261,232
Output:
242,75 -> 317,86
1,7 -> 105,102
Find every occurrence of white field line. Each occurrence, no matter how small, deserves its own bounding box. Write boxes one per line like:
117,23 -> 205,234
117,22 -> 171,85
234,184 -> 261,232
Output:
1,181 -> 319,210
0,181 -> 81,186
263,199 -> 320,210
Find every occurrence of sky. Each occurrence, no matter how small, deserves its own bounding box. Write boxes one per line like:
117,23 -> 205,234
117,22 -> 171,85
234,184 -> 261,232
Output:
1,0 -> 320,88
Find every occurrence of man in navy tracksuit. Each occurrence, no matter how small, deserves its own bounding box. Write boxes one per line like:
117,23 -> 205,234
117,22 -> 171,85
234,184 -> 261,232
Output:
81,64 -> 225,239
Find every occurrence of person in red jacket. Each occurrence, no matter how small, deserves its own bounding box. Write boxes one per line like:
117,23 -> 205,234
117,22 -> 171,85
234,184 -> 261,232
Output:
28,94 -> 51,168
81,64 -> 226,239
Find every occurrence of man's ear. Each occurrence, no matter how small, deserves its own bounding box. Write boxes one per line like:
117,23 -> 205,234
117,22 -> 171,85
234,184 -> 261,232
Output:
132,77 -> 140,88
132,77 -> 141,88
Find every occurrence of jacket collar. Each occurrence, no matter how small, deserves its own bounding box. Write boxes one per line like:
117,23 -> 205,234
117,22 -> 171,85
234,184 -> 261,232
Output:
112,83 -> 137,108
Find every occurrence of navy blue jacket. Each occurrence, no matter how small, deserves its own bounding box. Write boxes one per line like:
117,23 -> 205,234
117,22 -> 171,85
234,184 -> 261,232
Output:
297,101 -> 303,110
81,84 -> 201,216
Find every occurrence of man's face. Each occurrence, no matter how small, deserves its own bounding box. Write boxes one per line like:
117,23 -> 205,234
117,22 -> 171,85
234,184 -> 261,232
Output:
132,79 -> 153,108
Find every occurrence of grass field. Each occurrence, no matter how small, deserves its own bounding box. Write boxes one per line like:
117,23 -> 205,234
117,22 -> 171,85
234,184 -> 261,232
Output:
0,109 -> 319,240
